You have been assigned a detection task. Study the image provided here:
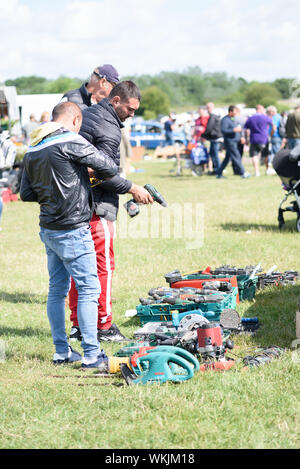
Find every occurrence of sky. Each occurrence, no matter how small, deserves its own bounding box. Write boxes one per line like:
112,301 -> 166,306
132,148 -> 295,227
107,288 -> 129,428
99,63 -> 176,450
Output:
0,0 -> 299,83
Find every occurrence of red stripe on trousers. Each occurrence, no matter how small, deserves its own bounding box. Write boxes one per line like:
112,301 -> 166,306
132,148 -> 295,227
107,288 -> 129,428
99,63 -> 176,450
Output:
69,213 -> 115,330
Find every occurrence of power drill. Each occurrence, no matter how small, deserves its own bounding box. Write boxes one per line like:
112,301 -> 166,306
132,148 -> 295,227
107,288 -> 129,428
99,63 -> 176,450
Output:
124,184 -> 167,217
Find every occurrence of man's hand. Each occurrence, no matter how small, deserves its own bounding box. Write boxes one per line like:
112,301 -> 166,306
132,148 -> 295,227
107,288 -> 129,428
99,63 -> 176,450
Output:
128,183 -> 154,204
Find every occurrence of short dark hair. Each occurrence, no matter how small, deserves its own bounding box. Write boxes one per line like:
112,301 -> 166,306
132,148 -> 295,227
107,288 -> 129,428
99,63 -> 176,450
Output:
108,80 -> 141,103
228,105 -> 236,113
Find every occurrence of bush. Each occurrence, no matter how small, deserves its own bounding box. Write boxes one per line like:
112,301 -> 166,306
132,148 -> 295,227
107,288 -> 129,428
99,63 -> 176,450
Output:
137,86 -> 170,118
244,83 -> 281,108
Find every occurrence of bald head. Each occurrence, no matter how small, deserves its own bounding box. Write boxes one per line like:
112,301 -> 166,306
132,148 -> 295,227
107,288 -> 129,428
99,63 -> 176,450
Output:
256,104 -> 265,114
206,102 -> 214,113
52,102 -> 82,133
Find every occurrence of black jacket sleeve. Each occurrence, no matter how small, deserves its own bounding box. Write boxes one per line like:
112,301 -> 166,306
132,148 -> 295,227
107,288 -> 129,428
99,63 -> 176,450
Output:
67,136 -> 118,179
20,167 -> 38,202
80,110 -> 132,194
99,174 -> 132,194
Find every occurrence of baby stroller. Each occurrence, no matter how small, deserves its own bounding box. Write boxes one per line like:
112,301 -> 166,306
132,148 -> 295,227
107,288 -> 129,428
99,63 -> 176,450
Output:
273,147 -> 300,232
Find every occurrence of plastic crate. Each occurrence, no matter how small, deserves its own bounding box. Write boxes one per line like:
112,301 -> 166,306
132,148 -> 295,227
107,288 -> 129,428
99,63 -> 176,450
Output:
236,275 -> 258,301
171,274 -> 257,302
136,288 -> 238,325
171,276 -> 240,303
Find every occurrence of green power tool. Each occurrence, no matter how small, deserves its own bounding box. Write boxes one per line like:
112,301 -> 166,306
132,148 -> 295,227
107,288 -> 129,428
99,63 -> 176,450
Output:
124,184 -> 167,217
120,345 -> 199,385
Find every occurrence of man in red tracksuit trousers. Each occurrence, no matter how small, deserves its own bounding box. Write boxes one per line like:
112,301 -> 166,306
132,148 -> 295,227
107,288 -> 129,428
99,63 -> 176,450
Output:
67,80 -> 153,342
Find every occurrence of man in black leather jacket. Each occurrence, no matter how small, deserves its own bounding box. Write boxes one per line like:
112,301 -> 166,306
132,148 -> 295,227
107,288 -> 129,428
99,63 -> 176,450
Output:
20,102 -> 119,369
68,81 -> 153,343
61,64 -> 120,111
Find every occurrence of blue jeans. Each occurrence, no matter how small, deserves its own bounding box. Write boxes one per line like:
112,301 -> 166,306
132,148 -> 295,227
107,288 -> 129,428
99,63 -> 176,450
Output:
269,136 -> 282,162
288,138 -> 300,149
217,139 -> 245,176
39,225 -> 101,359
209,140 -> 220,172
164,131 -> 174,146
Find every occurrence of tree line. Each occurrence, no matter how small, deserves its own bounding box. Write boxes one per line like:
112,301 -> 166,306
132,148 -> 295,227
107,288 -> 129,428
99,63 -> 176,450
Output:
4,68 -> 295,119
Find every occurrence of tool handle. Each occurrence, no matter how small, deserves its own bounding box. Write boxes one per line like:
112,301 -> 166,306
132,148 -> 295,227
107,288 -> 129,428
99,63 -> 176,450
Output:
151,345 -> 200,371
144,184 -> 167,207
137,352 -> 194,383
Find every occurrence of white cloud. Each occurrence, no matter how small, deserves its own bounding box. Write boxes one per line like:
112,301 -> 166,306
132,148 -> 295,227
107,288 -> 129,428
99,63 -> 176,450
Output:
0,0 -> 299,82
0,0 -> 30,23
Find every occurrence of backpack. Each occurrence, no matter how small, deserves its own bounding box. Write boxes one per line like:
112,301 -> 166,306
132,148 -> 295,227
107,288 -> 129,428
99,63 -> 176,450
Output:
202,114 -> 222,140
0,132 -> 17,170
190,144 -> 209,165
278,116 -> 287,138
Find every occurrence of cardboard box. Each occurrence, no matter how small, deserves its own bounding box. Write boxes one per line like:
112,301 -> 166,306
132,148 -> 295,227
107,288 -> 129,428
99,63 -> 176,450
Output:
131,146 -> 145,160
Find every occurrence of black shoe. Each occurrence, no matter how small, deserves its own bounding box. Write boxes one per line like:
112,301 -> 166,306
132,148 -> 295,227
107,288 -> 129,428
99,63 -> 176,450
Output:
97,324 -> 128,342
69,326 -> 82,342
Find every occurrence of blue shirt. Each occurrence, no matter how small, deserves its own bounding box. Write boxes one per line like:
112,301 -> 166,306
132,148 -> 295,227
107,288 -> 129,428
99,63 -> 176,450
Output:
221,115 -> 240,142
269,113 -> 281,138
164,120 -> 173,133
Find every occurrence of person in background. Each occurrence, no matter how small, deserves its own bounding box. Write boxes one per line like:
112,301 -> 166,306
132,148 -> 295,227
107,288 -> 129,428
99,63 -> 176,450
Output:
244,104 -> 273,176
266,105 -> 282,175
217,105 -> 250,179
39,111 -> 50,124
201,102 -> 222,175
183,119 -> 193,145
279,111 -> 288,144
164,114 -> 175,146
231,106 -> 247,175
193,106 -> 209,143
285,105 -> 300,149
61,64 -> 119,111
22,114 -> 39,145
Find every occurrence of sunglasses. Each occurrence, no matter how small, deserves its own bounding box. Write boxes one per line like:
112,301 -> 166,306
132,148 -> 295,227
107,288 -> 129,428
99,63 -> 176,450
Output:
93,71 -> 116,87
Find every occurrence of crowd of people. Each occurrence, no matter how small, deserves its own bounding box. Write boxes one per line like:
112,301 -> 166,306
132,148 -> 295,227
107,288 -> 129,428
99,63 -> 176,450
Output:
172,101 -> 299,179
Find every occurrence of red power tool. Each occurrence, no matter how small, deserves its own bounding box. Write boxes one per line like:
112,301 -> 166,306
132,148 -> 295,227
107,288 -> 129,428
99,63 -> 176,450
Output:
196,322 -> 235,370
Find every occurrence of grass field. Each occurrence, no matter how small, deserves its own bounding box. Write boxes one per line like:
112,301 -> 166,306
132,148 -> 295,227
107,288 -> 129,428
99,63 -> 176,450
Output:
0,156 -> 299,449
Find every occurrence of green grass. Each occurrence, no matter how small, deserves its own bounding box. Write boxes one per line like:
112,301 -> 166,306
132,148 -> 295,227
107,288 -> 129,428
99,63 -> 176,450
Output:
0,157 -> 300,449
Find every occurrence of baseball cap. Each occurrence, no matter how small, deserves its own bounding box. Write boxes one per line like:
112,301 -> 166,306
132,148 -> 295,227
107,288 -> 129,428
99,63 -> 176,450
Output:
94,64 -> 119,84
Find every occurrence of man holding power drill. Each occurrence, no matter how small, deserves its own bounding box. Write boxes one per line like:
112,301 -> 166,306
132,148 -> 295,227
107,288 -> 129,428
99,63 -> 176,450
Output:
68,80 -> 153,343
